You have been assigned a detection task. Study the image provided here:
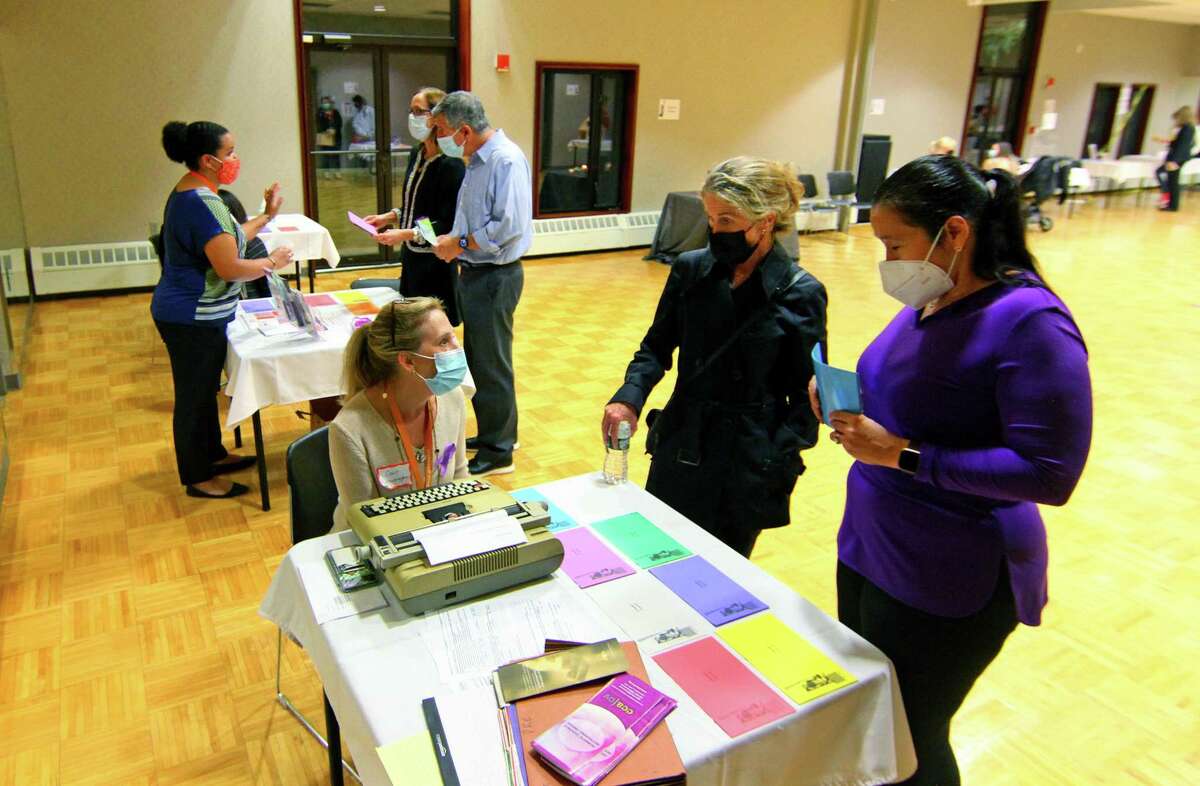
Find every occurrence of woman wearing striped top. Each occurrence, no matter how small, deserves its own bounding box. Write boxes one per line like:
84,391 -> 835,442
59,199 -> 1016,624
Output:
152,120 -> 293,499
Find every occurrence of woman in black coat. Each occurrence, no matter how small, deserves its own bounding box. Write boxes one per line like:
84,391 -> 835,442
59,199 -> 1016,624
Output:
602,157 -> 828,557
1153,106 -> 1195,213
364,87 -> 466,324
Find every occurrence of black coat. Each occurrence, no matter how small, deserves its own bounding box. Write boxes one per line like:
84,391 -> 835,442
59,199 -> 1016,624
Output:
396,149 -> 466,323
1167,123 -> 1195,165
611,242 -> 828,533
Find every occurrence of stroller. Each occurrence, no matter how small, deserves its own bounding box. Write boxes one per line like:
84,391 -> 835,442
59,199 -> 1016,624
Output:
1016,156 -> 1081,232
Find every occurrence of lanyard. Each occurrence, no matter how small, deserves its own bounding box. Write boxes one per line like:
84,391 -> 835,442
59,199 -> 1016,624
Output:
190,170 -> 220,193
387,395 -> 437,489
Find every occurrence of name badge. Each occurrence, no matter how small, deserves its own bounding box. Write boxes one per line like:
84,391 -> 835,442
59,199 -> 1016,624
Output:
375,462 -> 413,492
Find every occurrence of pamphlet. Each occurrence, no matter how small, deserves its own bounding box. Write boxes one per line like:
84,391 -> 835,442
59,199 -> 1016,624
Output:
494,638 -> 628,704
811,344 -> 862,426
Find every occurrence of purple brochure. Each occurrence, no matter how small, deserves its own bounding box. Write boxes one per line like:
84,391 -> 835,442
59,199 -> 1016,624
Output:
555,528 -> 635,589
240,298 -> 276,313
649,555 -> 768,626
531,673 -> 677,786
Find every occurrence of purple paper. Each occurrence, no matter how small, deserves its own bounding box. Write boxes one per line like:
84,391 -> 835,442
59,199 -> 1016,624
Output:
649,555 -> 767,626
532,673 -> 677,786
555,528 -> 634,588
240,298 -> 276,313
347,210 -> 379,236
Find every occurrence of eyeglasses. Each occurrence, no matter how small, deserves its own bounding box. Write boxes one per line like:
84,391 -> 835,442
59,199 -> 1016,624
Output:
411,109 -> 432,117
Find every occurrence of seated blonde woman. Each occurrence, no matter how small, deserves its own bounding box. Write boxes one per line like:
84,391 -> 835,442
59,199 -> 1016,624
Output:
329,297 -> 470,532
929,136 -> 957,156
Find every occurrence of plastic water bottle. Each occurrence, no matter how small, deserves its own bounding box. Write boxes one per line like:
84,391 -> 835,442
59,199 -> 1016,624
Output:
603,421 -> 632,485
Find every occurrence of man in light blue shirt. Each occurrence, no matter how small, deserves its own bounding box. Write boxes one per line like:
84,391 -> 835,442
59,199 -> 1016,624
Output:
350,94 -> 376,143
431,91 -> 533,476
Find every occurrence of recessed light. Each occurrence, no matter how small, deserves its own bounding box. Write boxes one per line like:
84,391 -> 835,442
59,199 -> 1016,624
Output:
374,4 -> 386,11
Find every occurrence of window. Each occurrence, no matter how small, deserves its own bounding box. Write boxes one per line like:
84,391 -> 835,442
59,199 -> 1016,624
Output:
534,63 -> 638,217
1082,83 -> 1156,158
962,1 -> 1046,165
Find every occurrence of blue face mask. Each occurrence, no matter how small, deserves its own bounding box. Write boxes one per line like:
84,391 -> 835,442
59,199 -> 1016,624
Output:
410,348 -> 467,395
436,126 -> 466,158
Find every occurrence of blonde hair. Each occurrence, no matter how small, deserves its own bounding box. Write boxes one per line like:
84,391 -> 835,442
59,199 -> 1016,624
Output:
416,86 -> 447,111
1173,105 -> 1195,125
701,156 -> 803,233
342,296 -> 444,398
930,136 -> 958,155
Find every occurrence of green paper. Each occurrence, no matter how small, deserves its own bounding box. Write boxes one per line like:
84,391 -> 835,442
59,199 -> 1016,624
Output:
591,513 -> 691,569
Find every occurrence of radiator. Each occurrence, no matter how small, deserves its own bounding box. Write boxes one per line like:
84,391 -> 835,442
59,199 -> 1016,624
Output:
29,241 -> 160,295
1,248 -> 28,298
527,210 -> 660,256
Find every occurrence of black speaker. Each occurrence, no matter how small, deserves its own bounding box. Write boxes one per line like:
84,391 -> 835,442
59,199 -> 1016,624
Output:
856,134 -> 891,224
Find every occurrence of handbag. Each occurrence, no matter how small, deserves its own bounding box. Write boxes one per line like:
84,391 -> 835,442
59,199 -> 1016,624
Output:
645,267 -> 803,460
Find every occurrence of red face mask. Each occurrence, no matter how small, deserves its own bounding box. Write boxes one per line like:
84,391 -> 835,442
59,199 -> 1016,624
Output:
212,154 -> 240,185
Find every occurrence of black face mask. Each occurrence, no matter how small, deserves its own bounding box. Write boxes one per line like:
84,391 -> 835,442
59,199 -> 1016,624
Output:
707,227 -> 755,275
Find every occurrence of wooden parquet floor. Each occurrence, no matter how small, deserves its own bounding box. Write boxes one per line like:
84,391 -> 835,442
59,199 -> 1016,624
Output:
1,192 -> 1197,784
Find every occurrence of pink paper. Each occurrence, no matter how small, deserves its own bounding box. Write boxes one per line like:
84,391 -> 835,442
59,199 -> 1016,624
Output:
555,527 -> 635,588
304,293 -> 338,306
347,210 -> 379,236
653,637 -> 794,737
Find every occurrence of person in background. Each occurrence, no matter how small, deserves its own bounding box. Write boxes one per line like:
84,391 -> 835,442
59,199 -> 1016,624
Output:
362,87 -> 466,325
981,141 -> 1021,175
929,136 -> 957,156
154,120 -> 294,498
350,94 -> 376,144
315,96 -> 343,172
1151,105 -> 1196,212
816,154 -> 1092,785
603,157 -> 827,557
328,298 -> 469,532
218,189 -> 271,300
429,91 -> 533,477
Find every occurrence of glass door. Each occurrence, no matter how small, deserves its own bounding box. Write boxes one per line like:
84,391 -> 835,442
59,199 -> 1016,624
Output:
305,44 -> 453,267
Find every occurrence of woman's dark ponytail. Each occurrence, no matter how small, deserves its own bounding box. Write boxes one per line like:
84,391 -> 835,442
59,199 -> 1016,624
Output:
874,154 -> 1041,285
161,120 -> 228,171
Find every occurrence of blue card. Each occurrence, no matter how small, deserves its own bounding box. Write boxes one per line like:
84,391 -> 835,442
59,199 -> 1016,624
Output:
511,487 -> 578,532
649,556 -> 768,626
240,298 -> 276,314
811,344 -> 862,426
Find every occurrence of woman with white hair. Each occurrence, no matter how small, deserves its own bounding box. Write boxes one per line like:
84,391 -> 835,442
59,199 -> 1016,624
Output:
602,157 -> 828,556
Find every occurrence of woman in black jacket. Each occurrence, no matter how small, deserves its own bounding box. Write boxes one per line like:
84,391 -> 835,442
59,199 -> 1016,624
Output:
602,157 -> 828,557
1153,106 -> 1196,212
364,87 -> 466,323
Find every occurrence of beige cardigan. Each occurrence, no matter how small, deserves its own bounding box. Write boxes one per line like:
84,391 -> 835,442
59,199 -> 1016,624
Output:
328,388 -> 470,533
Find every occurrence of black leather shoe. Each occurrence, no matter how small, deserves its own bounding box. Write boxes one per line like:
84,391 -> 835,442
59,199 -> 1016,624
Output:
186,481 -> 250,499
469,454 -> 514,476
211,456 -> 257,475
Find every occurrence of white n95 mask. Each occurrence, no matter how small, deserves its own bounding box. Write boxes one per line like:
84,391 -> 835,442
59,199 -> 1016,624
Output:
878,224 -> 959,310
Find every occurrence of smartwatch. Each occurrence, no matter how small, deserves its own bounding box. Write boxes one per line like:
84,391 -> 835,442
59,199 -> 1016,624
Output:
898,441 -> 921,476
458,235 -> 469,249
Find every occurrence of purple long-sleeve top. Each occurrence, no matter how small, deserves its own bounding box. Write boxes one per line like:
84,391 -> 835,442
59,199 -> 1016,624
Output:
838,279 -> 1092,625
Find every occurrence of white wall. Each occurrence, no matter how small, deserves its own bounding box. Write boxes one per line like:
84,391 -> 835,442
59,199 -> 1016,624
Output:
0,0 -> 303,248
469,0 -> 854,212
863,0 -> 982,170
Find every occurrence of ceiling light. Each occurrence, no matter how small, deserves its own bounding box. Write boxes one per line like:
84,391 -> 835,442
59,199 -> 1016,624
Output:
374,4 -> 386,11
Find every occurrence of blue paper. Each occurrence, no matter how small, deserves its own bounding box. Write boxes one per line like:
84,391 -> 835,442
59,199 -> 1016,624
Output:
240,298 -> 276,314
811,344 -> 862,426
649,556 -> 768,626
511,487 -> 578,532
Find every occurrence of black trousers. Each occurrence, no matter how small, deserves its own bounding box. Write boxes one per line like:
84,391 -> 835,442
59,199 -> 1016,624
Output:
400,249 -> 460,326
459,262 -> 523,458
1157,164 -> 1181,211
837,561 -> 1018,786
155,320 -> 230,486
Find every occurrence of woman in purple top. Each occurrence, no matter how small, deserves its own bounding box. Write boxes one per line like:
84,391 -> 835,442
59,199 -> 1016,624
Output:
811,155 -> 1092,786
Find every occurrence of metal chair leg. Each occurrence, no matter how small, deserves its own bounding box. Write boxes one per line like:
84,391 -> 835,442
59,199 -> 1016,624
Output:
276,629 -> 362,784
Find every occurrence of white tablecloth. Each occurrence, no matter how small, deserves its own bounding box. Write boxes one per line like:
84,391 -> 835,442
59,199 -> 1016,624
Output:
259,474 -> 916,786
222,287 -> 399,427
259,212 -> 341,271
1081,158 -> 1158,187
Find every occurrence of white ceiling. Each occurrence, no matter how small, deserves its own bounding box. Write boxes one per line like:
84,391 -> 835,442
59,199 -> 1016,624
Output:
971,0 -> 1200,25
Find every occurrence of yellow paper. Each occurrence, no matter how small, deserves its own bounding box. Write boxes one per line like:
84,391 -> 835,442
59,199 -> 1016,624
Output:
717,612 -> 857,705
334,291 -> 370,304
376,733 -> 441,785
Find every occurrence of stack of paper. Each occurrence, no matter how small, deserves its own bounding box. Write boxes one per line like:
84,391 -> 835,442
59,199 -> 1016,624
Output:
555,528 -> 635,588
717,613 -> 857,705
649,556 -> 767,626
591,513 -> 691,569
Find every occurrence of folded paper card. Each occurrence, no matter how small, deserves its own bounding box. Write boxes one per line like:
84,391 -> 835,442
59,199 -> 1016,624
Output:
512,487 -> 578,532
532,673 -> 677,786
376,733 -> 441,786
591,513 -> 691,569
583,572 -> 710,655
334,291 -> 370,305
347,210 -> 378,236
556,528 -> 635,589
811,343 -> 862,426
717,612 -> 857,706
240,298 -> 276,313
347,301 -> 381,316
304,293 -> 338,306
653,636 -> 794,737
649,555 -> 767,626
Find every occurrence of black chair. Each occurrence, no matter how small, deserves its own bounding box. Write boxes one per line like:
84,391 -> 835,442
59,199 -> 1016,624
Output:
277,427 -> 359,785
797,173 -> 837,234
350,278 -> 401,293
826,171 -> 861,232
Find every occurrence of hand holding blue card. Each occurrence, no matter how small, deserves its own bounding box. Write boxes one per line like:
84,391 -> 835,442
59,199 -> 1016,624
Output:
811,344 -> 862,426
